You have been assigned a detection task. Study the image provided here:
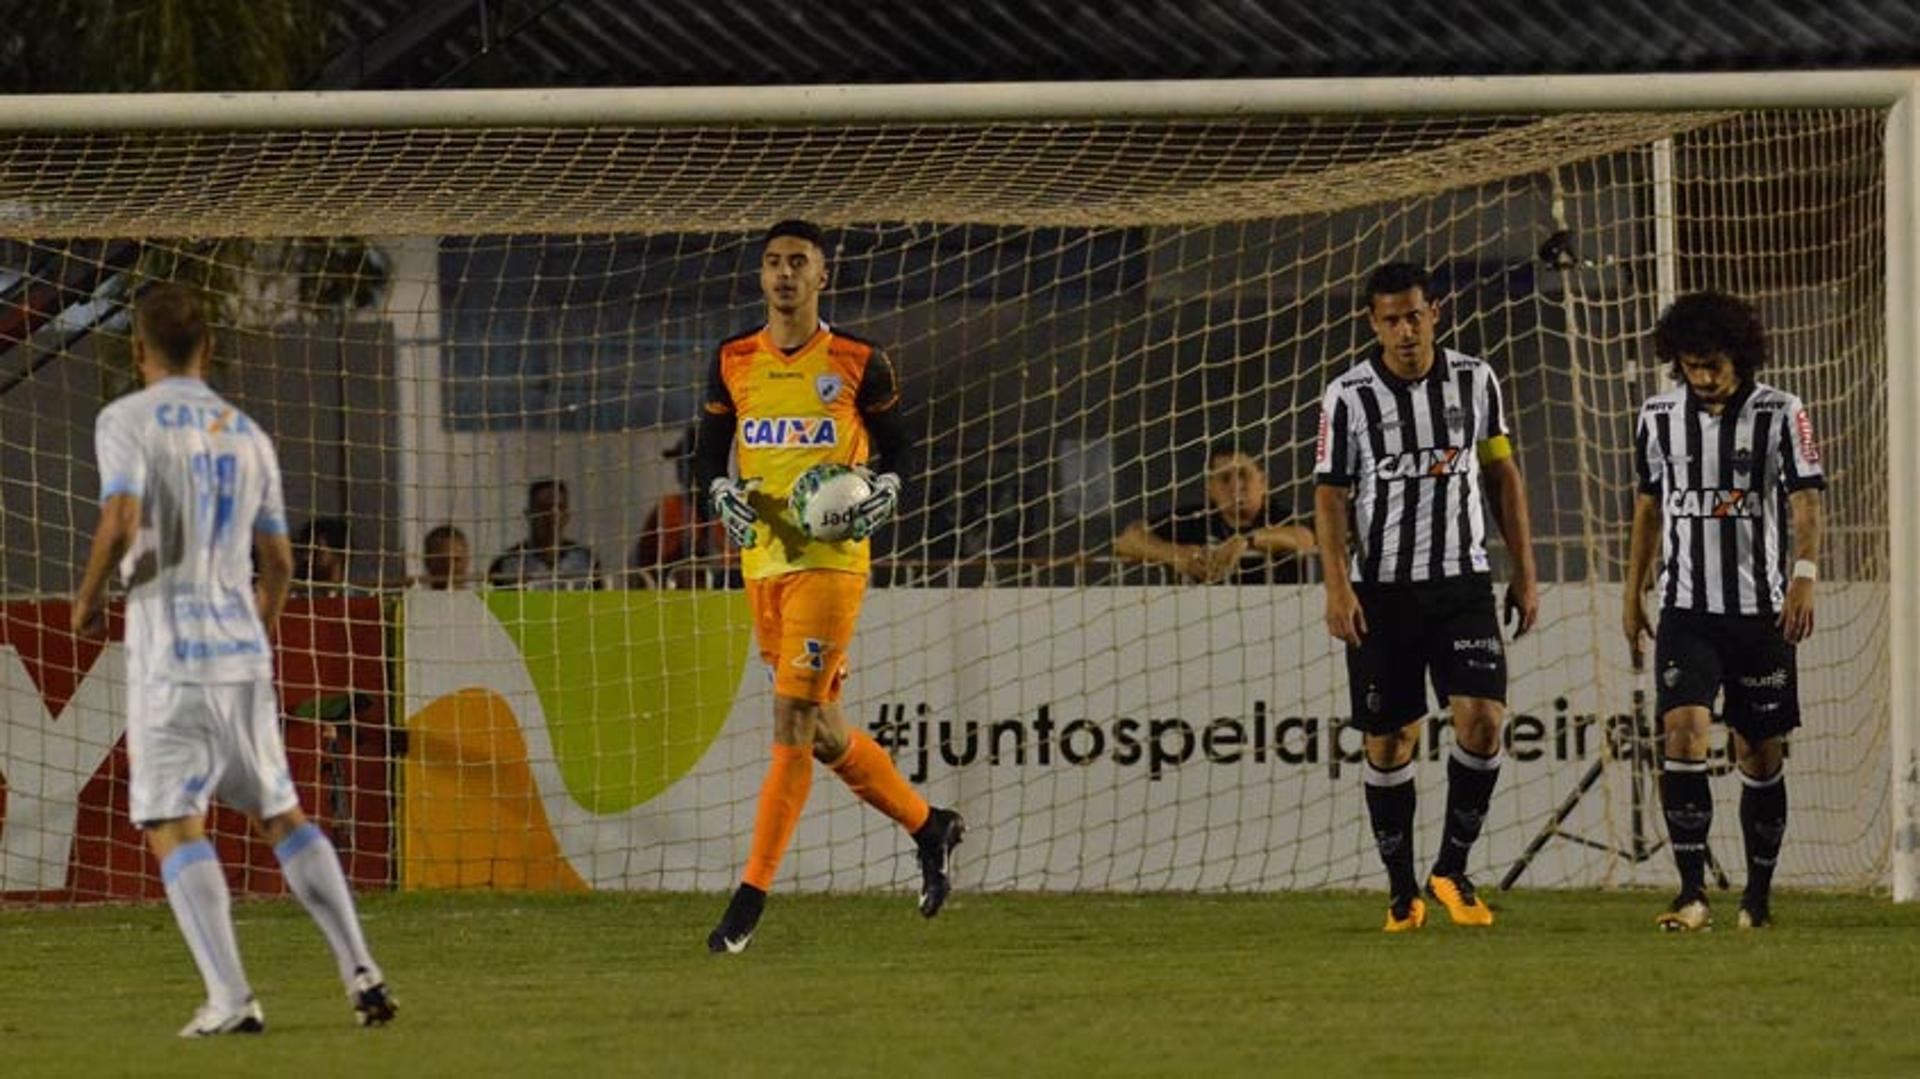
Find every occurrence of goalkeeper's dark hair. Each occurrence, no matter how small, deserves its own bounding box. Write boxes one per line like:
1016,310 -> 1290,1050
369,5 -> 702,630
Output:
132,283 -> 210,371
1654,291 -> 1769,385
1364,262 -> 1432,307
765,219 -> 828,253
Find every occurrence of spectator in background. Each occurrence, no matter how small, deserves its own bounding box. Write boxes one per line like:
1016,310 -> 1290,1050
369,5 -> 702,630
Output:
488,478 -> 605,591
630,426 -> 727,587
421,524 -> 471,590
1113,439 -> 1316,584
291,516 -> 350,595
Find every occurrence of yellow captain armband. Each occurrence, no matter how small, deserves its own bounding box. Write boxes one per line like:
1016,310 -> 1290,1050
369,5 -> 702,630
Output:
1476,435 -> 1513,465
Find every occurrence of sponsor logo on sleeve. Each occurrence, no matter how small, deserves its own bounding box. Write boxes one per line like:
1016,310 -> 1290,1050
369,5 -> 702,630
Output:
1794,408 -> 1820,465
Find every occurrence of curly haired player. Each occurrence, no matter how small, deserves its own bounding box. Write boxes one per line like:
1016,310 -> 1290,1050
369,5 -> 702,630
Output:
1625,291 -> 1826,932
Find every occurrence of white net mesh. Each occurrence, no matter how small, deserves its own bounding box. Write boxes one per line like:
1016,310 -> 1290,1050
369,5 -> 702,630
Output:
0,107 -> 1889,902
0,114 -> 1716,234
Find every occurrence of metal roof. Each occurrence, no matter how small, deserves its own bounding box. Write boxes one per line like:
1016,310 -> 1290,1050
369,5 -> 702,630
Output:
316,0 -> 1920,89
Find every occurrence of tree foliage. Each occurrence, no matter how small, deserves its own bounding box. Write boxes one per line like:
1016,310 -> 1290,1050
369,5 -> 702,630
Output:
0,0 -> 327,93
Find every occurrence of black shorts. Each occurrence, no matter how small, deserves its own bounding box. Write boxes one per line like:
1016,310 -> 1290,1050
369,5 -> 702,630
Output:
1654,608 -> 1801,742
1345,574 -> 1507,736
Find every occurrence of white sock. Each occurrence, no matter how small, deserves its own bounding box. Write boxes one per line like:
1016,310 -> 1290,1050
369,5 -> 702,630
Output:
275,823 -> 381,989
160,840 -> 252,1010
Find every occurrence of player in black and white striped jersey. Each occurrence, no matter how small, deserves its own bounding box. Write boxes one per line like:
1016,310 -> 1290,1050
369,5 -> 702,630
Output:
1313,263 -> 1540,932
1624,291 -> 1826,932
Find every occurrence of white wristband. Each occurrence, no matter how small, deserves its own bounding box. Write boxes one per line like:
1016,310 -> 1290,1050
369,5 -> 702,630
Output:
1792,559 -> 1818,582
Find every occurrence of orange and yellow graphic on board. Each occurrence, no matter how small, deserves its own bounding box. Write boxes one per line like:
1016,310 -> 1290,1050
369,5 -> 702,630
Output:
402,688 -> 587,891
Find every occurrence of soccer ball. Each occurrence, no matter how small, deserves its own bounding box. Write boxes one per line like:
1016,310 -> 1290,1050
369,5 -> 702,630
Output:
790,463 -> 873,542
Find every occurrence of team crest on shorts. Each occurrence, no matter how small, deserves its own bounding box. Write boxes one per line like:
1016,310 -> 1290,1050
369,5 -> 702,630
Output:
1662,663 -> 1682,689
815,374 -> 844,403
1364,684 -> 1383,714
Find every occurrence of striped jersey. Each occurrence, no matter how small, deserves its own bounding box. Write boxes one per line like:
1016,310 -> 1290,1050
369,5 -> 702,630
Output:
705,322 -> 898,581
94,377 -> 288,685
1633,381 -> 1826,615
1313,349 -> 1511,584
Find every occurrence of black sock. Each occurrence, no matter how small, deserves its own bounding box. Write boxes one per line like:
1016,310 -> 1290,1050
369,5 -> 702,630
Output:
1363,758 -> 1419,901
1661,758 -> 1713,896
1739,768 -> 1788,903
721,882 -> 767,928
1432,744 -> 1502,879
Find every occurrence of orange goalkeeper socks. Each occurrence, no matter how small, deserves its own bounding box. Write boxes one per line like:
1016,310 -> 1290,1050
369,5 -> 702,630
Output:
829,728 -> 932,834
742,743 -> 814,892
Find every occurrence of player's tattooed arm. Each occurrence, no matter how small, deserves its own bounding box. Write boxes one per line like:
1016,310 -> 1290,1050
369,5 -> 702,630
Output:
1780,488 -> 1824,644
1623,492 -> 1662,669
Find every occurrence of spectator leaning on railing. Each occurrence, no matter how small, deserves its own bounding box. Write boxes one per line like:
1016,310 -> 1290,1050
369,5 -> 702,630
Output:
1113,439 -> 1316,584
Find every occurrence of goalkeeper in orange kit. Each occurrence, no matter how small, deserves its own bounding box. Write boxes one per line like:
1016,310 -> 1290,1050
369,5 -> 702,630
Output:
696,219 -> 965,954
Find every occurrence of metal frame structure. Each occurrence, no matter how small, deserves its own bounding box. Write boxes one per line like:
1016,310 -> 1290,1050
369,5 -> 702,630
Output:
0,73 -> 1911,897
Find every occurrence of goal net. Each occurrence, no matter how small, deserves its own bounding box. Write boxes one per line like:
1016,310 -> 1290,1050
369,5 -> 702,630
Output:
0,90 -> 1898,902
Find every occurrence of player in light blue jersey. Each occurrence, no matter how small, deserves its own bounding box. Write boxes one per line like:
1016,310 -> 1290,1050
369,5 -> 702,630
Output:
71,285 -> 396,1037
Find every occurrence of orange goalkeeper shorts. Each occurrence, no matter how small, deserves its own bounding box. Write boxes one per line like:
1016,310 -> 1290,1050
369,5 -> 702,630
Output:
745,569 -> 866,703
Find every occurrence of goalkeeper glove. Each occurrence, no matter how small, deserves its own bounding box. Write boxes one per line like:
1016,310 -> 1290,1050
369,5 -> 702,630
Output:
848,468 -> 901,541
709,477 -> 761,548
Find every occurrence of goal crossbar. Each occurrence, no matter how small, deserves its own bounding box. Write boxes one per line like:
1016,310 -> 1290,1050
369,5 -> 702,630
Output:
0,72 -> 1915,131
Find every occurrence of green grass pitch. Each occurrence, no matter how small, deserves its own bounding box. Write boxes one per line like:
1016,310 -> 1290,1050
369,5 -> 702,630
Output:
6,890 -> 1920,1077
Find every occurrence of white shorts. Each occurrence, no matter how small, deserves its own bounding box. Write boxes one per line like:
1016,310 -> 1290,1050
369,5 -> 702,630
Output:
126,678 -> 300,827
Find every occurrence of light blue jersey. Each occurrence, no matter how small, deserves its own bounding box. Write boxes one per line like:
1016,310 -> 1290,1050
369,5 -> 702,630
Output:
94,377 -> 287,684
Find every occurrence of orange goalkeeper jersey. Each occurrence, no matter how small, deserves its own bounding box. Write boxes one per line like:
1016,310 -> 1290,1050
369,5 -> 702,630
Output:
704,322 -> 900,580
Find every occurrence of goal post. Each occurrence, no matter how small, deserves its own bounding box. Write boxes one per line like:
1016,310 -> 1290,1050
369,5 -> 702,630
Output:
1885,80 -> 1920,903
0,73 -> 1913,903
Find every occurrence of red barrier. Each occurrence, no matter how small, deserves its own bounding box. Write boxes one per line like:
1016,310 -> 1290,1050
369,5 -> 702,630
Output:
0,597 -> 392,903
